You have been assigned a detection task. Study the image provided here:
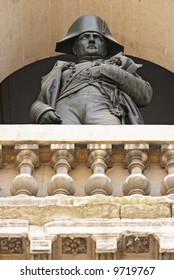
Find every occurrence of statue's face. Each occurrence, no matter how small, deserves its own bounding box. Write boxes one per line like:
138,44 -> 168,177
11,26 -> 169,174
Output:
73,32 -> 108,58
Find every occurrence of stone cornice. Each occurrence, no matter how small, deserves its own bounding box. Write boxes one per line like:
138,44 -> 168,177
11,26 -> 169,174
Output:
0,125 -> 174,145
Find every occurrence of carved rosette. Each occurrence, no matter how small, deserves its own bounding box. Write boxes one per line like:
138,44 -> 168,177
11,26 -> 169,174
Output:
160,145 -> 174,195
124,235 -> 149,253
11,144 -> 39,196
123,144 -> 150,196
117,234 -> 149,256
62,237 -> 87,254
48,144 -> 75,196
0,237 -> 23,254
85,144 -> 113,196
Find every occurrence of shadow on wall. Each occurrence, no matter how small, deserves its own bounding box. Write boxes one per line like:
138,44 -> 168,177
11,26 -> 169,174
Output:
0,55 -> 174,124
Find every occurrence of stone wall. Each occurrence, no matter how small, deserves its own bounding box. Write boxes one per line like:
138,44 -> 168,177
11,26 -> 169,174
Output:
0,125 -> 174,260
1,0 -> 174,82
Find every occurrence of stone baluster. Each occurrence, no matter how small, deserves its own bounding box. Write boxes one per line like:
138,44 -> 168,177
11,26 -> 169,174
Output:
48,144 -> 75,196
11,144 -> 39,196
85,144 -> 113,196
123,144 -> 150,196
0,145 -> 2,168
160,144 -> 174,195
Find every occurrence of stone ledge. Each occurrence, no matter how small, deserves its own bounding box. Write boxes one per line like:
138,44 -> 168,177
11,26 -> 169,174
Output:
1,218 -> 174,242
0,125 -> 174,145
0,194 -> 170,206
121,204 -> 171,219
1,218 -> 174,258
0,195 -> 172,225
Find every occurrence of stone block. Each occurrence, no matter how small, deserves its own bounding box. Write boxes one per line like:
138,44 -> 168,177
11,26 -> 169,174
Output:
121,204 -> 171,219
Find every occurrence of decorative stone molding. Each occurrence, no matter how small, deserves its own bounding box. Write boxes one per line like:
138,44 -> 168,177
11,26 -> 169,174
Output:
0,219 -> 29,234
48,144 -> 75,196
1,219 -> 174,259
122,235 -> 149,253
11,144 -> 39,196
97,253 -> 115,260
32,253 -> 50,260
92,235 -> 117,256
0,145 -> 2,168
160,144 -> 174,195
62,237 -> 87,254
85,144 -> 113,196
123,144 -> 150,196
0,237 -> 23,254
1,124 -> 174,260
93,235 -> 117,259
30,239 -> 52,253
160,253 -> 174,260
157,233 -> 174,254
30,238 -> 52,260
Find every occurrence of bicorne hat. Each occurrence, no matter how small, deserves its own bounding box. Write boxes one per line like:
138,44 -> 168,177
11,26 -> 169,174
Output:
55,14 -> 124,56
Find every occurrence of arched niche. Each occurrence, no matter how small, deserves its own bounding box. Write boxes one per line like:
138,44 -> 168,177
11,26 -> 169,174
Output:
0,55 -> 174,125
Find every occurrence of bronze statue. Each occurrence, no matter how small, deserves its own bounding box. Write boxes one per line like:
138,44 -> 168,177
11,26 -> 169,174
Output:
30,14 -> 153,125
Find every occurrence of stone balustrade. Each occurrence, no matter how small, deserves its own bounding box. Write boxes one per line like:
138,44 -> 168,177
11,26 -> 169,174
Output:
0,125 -> 174,260
0,125 -> 174,198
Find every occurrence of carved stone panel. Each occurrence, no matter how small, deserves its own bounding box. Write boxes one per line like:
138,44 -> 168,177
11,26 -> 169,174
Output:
55,236 -> 93,260
0,237 -> 23,254
0,237 -> 30,260
117,234 -> 158,260
124,235 -> 149,254
62,237 -> 87,254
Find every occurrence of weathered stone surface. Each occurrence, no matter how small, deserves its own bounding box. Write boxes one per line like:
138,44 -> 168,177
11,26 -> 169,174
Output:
1,125 -> 174,145
1,217 -> 174,259
121,204 -> 171,219
0,125 -> 174,259
1,0 -> 174,81
0,196 -> 172,225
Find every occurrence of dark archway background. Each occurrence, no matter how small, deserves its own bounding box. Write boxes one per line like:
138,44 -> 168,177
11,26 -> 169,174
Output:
0,55 -> 174,124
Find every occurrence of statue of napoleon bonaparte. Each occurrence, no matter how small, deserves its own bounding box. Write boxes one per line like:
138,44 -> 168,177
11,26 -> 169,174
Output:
30,14 -> 153,125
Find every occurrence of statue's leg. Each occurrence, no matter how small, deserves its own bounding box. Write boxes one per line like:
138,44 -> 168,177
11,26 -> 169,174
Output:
56,96 -> 82,124
85,109 -> 121,125
84,87 -> 121,125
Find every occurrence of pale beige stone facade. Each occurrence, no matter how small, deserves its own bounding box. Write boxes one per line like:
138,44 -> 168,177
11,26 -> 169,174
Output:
1,0 -> 174,82
1,0 -> 174,261
0,125 -> 174,260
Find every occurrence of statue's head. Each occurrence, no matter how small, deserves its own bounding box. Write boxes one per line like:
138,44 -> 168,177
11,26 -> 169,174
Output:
55,14 -> 124,57
72,31 -> 108,60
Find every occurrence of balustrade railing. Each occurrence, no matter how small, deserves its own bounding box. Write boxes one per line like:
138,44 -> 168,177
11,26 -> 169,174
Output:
0,125 -> 174,198
1,125 -> 174,260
